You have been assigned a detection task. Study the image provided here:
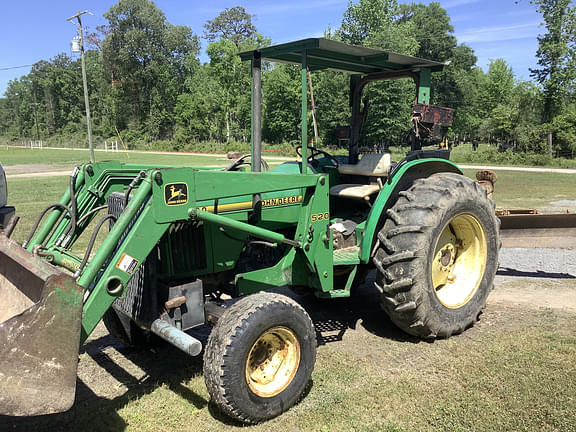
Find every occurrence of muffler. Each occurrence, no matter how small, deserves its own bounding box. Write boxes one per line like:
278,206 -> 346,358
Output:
0,234 -> 84,416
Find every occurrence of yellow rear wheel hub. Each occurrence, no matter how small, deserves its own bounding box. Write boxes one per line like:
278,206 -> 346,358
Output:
432,214 -> 487,309
245,326 -> 300,397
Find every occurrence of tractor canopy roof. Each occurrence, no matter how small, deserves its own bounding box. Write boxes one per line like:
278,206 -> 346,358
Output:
239,38 -> 445,74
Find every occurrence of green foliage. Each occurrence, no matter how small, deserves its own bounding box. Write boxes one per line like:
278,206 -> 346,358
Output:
101,0 -> 199,138
550,108 -> 576,157
451,143 -> 576,168
0,0 -> 575,162
484,59 -> 515,111
399,2 -> 456,61
262,65 -> 301,144
531,0 -> 576,121
203,6 -> 257,48
313,71 -> 350,145
338,0 -> 401,45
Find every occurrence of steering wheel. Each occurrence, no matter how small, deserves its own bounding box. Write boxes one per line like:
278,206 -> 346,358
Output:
295,146 -> 339,168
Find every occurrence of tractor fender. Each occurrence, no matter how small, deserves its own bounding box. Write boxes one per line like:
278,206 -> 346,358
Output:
359,158 -> 462,263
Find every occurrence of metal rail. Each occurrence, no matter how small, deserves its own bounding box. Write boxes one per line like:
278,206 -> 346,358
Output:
498,212 -> 576,248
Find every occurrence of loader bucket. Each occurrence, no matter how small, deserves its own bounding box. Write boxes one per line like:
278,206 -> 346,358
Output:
0,234 -> 84,416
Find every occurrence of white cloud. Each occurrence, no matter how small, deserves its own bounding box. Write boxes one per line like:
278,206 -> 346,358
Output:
456,21 -> 541,43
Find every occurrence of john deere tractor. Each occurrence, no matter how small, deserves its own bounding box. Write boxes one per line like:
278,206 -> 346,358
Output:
0,38 -> 499,423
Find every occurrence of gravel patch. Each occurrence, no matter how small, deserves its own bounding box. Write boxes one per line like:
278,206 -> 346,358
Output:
498,247 -> 576,278
549,200 -> 576,207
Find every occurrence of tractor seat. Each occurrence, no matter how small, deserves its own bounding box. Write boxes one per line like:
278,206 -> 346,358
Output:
329,153 -> 391,200
337,153 -> 391,177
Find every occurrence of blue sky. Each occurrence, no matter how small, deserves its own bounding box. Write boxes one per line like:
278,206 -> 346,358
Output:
0,0 -> 542,96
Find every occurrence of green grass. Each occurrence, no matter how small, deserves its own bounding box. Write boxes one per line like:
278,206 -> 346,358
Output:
461,169 -> 576,211
4,304 -> 573,431
0,147 -> 230,171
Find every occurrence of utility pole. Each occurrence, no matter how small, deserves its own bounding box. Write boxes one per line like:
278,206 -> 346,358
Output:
67,10 -> 94,163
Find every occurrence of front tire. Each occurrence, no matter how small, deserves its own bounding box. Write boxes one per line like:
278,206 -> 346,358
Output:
203,292 -> 316,424
373,173 -> 500,339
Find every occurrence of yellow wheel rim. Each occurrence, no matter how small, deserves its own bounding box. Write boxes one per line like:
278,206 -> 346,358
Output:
431,214 -> 487,309
245,326 -> 300,398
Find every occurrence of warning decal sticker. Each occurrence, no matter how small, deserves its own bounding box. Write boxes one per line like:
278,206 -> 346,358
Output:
116,253 -> 140,275
164,182 -> 189,206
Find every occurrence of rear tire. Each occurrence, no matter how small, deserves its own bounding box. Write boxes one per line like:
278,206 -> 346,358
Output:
203,292 -> 316,424
373,172 -> 500,339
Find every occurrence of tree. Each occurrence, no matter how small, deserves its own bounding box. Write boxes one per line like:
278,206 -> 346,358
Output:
484,59 -> 515,113
399,2 -> 456,61
203,6 -> 257,48
339,0 -> 400,46
101,0 -> 199,139
531,0 -> 576,122
262,65 -> 301,144
335,0 -> 419,146
206,39 -> 252,142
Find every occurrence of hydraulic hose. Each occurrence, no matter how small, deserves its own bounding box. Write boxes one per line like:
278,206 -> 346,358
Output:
76,205 -> 108,226
23,203 -> 76,249
125,171 -> 147,207
74,214 -> 117,278
69,168 -> 78,224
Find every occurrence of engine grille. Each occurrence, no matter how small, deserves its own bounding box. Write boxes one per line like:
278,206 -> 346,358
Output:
107,192 -> 156,323
160,221 -> 206,276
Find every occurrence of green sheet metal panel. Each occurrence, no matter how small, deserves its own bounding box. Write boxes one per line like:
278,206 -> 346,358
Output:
240,38 -> 445,74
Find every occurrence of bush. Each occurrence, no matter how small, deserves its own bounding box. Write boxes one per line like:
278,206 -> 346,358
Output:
450,143 -> 576,168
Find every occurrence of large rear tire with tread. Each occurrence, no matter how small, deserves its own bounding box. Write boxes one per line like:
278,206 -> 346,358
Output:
373,172 -> 500,339
203,292 -> 316,424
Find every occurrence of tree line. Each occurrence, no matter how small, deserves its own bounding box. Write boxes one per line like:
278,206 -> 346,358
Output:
0,0 -> 574,158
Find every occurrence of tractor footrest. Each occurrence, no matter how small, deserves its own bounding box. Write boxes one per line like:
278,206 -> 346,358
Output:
333,246 -> 360,265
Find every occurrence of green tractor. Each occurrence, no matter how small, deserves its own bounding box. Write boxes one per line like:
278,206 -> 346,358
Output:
0,38 -> 499,423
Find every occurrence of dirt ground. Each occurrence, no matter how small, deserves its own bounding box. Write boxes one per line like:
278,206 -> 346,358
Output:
0,266 -> 574,432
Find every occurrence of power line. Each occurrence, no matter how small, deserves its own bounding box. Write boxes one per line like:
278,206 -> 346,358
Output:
0,64 -> 34,72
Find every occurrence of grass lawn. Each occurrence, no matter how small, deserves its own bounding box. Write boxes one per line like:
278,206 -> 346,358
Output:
461,168 -> 576,211
0,147 -> 230,172
2,287 -> 575,432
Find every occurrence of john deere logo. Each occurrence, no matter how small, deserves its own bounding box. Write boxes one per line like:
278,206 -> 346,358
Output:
164,183 -> 188,206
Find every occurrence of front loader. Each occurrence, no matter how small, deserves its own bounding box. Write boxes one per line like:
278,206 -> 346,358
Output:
0,38 -> 500,423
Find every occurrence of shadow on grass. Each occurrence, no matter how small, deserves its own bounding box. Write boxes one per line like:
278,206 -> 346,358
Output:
0,333 -> 206,432
298,272 -> 422,345
0,272 -> 419,431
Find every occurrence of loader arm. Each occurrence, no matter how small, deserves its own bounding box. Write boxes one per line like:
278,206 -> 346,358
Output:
0,161 -> 334,416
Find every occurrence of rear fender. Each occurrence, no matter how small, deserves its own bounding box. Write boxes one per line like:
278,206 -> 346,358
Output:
359,159 -> 462,263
